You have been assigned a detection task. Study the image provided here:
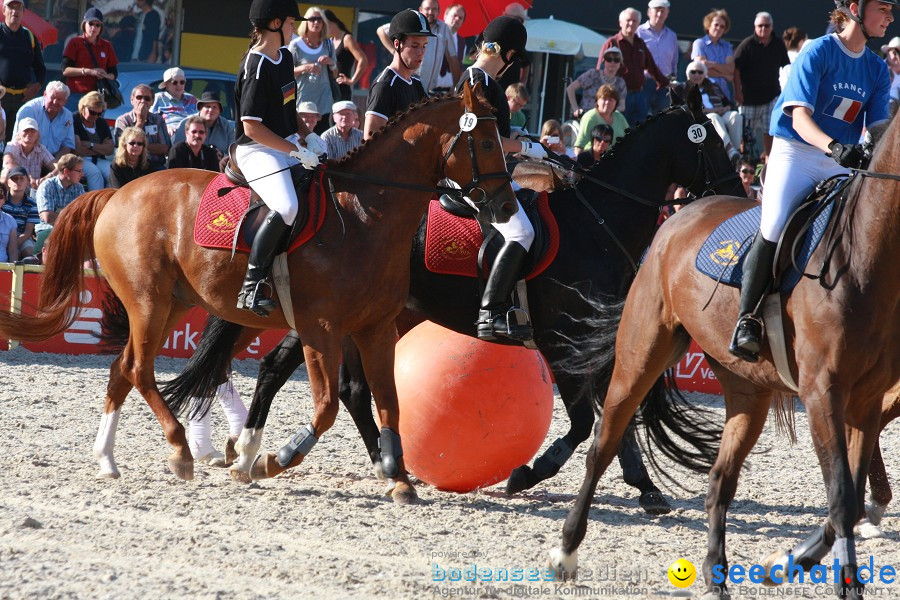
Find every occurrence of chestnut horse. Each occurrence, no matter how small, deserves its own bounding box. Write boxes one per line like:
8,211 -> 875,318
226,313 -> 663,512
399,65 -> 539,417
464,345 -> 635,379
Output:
549,111 -> 900,598
0,83 -> 516,504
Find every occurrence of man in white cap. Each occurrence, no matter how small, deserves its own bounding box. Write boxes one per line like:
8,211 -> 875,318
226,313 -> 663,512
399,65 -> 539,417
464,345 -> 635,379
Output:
638,0 -> 678,115
321,100 -> 363,160
151,66 -> 199,137
296,101 -> 321,136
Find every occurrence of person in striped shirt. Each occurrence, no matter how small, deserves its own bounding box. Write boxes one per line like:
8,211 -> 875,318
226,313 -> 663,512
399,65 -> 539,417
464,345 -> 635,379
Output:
321,100 -> 363,160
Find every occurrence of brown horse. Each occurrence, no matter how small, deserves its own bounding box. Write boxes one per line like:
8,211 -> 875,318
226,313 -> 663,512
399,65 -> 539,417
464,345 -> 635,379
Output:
859,382 -> 899,537
549,112 -> 899,598
0,83 -> 516,504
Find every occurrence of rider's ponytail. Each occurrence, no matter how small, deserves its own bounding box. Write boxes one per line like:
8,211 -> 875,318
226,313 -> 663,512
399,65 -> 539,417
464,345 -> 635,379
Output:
830,8 -> 850,32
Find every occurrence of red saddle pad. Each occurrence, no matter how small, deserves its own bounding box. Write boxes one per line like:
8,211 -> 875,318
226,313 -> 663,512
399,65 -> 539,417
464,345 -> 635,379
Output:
194,171 -> 327,254
424,191 -> 558,279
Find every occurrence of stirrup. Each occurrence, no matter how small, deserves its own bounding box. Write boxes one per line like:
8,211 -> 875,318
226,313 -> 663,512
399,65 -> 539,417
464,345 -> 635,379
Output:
237,279 -> 276,317
477,307 -> 533,342
728,314 -> 764,362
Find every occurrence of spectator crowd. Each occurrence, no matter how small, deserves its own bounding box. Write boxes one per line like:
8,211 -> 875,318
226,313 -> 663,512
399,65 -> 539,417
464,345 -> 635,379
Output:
0,0 -> 898,265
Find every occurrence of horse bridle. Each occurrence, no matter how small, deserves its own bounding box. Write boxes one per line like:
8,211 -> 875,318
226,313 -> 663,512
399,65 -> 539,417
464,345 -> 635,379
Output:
676,105 -> 743,198
438,110 -> 513,218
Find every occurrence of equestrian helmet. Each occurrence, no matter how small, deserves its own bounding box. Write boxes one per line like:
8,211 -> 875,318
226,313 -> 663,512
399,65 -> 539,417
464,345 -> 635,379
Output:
249,0 -> 301,26
388,9 -> 436,41
483,16 -> 528,58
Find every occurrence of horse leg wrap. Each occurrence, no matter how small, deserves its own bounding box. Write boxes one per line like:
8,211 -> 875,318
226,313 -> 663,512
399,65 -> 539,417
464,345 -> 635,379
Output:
532,438 -> 574,480
276,424 -> 318,468
379,428 -> 403,479
789,525 -> 833,570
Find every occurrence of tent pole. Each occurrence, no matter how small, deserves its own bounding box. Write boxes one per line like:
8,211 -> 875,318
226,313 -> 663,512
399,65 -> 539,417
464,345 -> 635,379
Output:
539,52 -> 549,129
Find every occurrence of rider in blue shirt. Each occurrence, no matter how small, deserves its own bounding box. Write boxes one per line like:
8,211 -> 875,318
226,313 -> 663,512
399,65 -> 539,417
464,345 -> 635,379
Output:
729,0 -> 894,362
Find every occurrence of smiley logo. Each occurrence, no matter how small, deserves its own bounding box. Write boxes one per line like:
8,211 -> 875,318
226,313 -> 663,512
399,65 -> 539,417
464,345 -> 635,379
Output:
667,558 -> 697,588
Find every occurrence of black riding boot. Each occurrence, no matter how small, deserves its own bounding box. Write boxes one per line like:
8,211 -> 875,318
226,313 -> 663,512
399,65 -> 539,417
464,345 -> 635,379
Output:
729,231 -> 777,362
476,241 -> 533,342
236,210 -> 290,317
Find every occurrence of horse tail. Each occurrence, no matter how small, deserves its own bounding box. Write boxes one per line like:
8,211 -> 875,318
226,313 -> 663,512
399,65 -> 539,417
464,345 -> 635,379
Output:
97,287 -> 130,353
634,372 -> 722,481
159,315 -> 246,419
0,189 -> 115,342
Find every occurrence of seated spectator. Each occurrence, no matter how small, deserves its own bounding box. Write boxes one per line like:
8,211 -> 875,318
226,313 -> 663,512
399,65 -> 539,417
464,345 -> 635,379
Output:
0,166 -> 38,258
576,124 -> 613,169
506,83 -> 529,132
74,92 -> 115,191
115,84 -> 171,172
167,115 -> 219,171
675,60 -> 742,164
738,158 -> 760,200
0,86 -> 6,148
561,123 -> 577,155
539,119 -> 573,158
321,100 -> 363,160
172,90 -> 234,157
151,67 -> 198,138
297,101 -> 321,135
34,154 -> 85,253
110,127 -> 152,189
4,117 -> 57,189
573,85 -> 629,155
0,185 -> 17,263
13,82 -> 77,160
566,46 -> 628,120
1,154 -> 17,180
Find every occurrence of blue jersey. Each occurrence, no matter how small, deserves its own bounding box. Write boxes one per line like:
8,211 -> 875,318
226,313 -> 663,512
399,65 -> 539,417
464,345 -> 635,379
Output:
770,34 -> 890,145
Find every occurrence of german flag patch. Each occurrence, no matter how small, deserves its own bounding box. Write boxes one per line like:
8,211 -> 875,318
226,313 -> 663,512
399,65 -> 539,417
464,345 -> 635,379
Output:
282,81 -> 296,105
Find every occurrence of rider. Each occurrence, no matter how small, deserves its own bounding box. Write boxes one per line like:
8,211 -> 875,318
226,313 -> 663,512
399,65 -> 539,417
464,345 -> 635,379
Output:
234,0 -> 326,316
729,0 -> 893,362
364,9 -> 432,139
456,16 -> 547,342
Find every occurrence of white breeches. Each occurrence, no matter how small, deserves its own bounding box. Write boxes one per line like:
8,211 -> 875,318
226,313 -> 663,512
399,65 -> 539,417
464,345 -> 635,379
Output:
234,135 -> 301,226
493,198 -> 534,251
708,111 -> 743,151
759,136 -> 848,243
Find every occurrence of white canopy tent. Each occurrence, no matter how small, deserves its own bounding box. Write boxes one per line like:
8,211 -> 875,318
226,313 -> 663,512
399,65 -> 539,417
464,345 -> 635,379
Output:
525,17 -> 607,127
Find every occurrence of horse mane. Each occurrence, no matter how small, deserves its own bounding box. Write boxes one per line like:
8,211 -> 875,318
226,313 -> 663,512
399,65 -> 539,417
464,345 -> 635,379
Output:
588,107 -> 683,176
331,92 -> 463,168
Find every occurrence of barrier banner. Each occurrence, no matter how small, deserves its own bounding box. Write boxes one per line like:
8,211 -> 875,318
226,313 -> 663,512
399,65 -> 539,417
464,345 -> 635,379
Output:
671,340 -> 723,395
0,268 -> 10,350
18,270 -> 289,358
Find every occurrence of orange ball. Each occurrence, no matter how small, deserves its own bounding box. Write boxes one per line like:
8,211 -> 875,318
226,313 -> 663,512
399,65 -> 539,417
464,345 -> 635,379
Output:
394,321 -> 554,493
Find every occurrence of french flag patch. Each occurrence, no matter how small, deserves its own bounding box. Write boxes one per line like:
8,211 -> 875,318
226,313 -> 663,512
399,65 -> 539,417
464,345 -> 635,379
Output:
824,96 -> 862,123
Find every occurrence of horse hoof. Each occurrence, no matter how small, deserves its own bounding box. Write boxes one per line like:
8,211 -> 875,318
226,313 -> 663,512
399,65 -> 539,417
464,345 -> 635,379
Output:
505,465 -> 533,495
95,468 -> 120,479
759,549 -> 789,586
388,480 -> 418,505
229,466 -> 253,484
855,518 -> 885,539
639,489 -> 672,515
250,452 -> 303,480
223,436 -> 239,467
168,455 -> 194,481
548,547 -> 578,581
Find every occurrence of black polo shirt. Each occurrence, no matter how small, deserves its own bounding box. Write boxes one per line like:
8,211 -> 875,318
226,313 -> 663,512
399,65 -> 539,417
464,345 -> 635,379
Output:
365,67 -> 427,122
456,67 -> 510,138
0,24 -> 45,89
235,48 -> 298,145
734,35 -> 790,106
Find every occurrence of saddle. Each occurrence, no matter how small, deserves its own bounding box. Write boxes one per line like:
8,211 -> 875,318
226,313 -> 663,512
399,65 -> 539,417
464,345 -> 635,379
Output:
424,189 -> 560,280
192,146 -> 327,255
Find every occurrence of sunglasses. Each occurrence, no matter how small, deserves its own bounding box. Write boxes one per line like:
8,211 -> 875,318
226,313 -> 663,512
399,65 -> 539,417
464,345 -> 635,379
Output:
307,16 -> 324,23
595,138 -> 612,143
86,21 -> 102,28
127,141 -> 145,147
689,70 -> 705,75
604,56 -> 621,63
134,94 -> 152,101
170,80 -> 186,85
740,169 -> 754,175
87,108 -> 102,116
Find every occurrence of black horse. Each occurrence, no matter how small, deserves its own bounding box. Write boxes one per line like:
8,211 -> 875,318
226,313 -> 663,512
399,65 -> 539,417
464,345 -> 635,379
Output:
164,86 -> 741,504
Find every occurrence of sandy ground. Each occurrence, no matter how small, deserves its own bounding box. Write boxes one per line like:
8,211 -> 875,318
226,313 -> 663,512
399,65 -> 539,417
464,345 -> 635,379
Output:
0,347 -> 897,599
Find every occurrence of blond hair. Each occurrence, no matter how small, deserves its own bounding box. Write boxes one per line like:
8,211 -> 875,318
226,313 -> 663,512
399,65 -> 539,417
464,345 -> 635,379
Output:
78,91 -> 106,113
114,127 -> 149,169
297,7 -> 331,40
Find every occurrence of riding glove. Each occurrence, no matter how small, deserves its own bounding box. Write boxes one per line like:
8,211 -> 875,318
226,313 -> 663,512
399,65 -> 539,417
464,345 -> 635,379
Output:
290,143 -> 320,170
828,140 -> 864,168
303,132 -> 327,158
520,141 -> 548,161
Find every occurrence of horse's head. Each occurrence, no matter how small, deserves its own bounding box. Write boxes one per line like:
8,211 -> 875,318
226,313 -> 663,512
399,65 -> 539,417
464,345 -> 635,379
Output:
665,85 -> 745,198
434,81 -> 518,224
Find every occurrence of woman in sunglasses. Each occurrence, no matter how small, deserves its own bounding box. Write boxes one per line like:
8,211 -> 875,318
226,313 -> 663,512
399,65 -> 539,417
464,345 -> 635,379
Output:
737,158 -> 760,200
61,8 -> 119,108
566,46 -> 628,119
73,92 -> 114,191
109,127 -> 152,189
289,6 -> 338,135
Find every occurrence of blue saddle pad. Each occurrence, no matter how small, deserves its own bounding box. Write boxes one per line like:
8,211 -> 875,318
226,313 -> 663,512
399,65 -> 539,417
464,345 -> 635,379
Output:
695,200 -> 835,293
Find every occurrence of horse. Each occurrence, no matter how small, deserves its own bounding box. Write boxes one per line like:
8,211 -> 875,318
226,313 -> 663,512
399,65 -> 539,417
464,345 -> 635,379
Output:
549,107 -> 900,599
161,85 -> 743,507
0,83 -> 517,505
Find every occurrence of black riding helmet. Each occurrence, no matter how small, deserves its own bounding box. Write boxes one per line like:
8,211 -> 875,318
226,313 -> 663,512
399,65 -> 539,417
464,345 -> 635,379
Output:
388,9 -> 436,41
834,0 -> 899,38
483,16 -> 528,66
249,0 -> 302,27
